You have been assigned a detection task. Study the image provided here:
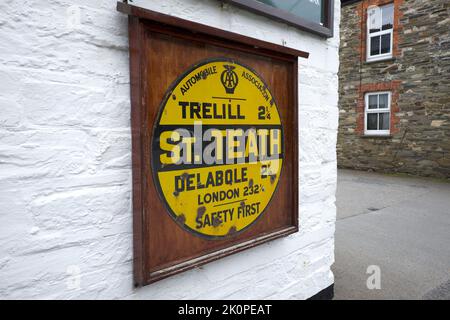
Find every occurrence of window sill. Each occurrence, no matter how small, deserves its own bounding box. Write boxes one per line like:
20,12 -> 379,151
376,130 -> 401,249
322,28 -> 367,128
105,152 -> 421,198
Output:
365,56 -> 395,64
362,134 -> 392,138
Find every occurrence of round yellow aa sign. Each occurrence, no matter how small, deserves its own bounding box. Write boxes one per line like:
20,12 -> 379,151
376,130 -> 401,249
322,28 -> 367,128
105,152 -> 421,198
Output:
151,58 -> 283,239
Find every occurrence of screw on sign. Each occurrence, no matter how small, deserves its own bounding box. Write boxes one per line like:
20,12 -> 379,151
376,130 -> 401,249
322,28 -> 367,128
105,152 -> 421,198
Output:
152,58 -> 283,239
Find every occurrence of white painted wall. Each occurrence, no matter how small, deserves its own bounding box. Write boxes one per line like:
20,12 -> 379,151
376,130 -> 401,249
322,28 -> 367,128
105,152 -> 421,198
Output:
0,0 -> 339,299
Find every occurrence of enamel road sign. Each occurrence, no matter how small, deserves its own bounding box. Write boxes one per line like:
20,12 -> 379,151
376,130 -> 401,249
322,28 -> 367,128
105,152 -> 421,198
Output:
151,58 -> 283,238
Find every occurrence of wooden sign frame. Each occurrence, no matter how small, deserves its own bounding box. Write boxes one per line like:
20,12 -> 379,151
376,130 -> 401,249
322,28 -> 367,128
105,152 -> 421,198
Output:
117,1 -> 309,286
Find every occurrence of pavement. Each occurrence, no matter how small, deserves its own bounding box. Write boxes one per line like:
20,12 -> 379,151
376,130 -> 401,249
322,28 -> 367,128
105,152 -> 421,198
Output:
332,169 -> 450,300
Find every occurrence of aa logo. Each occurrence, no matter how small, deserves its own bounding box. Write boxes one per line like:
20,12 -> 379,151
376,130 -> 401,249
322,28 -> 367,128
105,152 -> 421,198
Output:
221,65 -> 238,94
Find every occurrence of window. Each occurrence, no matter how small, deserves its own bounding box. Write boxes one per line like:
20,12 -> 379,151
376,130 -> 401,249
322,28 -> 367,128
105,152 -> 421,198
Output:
365,92 -> 391,135
223,0 -> 335,38
367,3 -> 394,62
256,0 -> 326,25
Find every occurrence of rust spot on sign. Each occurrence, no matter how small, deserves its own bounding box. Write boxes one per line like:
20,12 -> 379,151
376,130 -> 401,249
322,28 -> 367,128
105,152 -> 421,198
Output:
270,174 -> 276,184
212,216 -> 221,228
197,206 -> 206,219
176,214 -> 186,224
228,226 -> 237,235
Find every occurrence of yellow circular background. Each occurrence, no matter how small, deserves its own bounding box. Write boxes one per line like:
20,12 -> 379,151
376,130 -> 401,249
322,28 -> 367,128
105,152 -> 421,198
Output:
152,58 -> 283,239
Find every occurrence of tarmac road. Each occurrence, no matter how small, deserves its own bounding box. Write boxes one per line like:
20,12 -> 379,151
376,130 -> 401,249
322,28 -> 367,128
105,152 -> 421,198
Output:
332,169 -> 450,300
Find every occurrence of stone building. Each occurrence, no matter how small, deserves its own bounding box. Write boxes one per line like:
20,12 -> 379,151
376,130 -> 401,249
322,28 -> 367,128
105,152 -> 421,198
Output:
338,0 -> 450,178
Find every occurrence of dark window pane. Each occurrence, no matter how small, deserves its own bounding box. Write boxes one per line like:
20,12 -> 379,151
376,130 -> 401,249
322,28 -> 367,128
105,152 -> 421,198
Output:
379,93 -> 389,109
257,0 -> 325,25
368,95 -> 378,109
379,112 -> 390,130
367,113 -> 378,130
382,4 -> 394,30
258,0 -> 298,11
370,35 -> 380,56
381,33 -> 391,54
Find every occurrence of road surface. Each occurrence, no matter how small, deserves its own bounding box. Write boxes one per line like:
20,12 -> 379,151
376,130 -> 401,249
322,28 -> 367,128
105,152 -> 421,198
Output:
333,169 -> 450,299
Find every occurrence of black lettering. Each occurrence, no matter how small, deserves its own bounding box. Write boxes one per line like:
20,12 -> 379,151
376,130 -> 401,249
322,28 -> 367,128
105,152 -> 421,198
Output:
179,101 -> 189,119
190,102 -> 201,119
186,174 -> 195,191
202,102 -> 212,119
196,216 -> 202,229
237,104 -> 245,119
175,176 -> 184,192
212,103 -> 222,119
228,104 -> 236,119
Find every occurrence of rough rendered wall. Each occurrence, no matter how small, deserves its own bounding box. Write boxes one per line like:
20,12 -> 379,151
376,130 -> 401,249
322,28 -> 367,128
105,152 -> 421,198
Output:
338,0 -> 450,178
0,0 -> 339,299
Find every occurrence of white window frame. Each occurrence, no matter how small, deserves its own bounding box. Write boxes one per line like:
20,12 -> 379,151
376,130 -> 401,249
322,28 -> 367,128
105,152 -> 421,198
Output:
366,4 -> 394,62
364,91 -> 391,136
